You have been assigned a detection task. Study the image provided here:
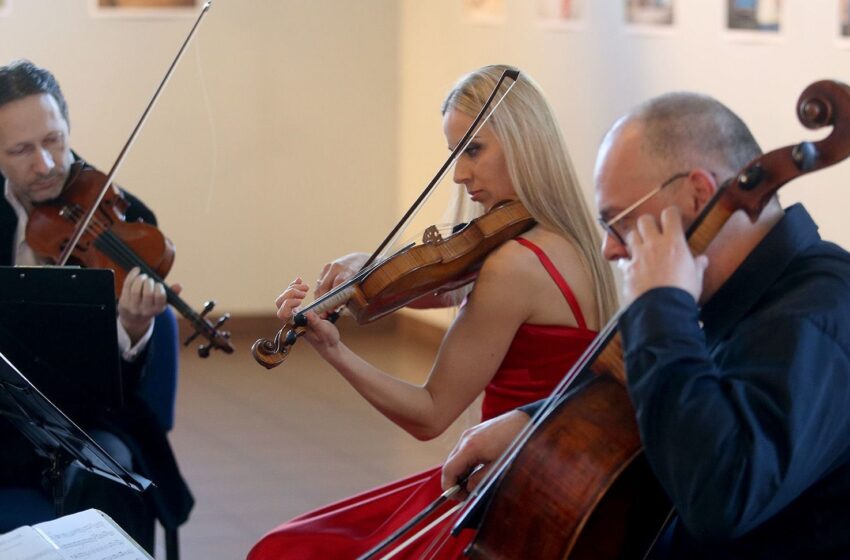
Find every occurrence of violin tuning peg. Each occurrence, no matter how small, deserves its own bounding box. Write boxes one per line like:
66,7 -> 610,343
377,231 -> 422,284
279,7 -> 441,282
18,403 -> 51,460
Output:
201,300 -> 216,317
183,330 -> 201,346
215,313 -> 230,328
198,344 -> 211,358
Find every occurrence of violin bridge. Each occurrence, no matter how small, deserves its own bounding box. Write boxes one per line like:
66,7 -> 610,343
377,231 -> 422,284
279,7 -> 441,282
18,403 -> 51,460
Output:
422,225 -> 443,245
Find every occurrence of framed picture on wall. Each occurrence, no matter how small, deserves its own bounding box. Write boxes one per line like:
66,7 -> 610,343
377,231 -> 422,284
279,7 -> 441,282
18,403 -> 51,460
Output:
625,0 -> 674,26
90,0 -> 199,18
0,0 -> 11,17
726,0 -> 783,34
462,0 -> 505,25
537,0 -> 585,31
623,0 -> 675,35
840,0 -> 850,46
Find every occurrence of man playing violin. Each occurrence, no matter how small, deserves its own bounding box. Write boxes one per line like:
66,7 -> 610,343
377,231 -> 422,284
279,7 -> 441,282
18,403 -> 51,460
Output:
0,59 -> 192,552
442,91 -> 850,557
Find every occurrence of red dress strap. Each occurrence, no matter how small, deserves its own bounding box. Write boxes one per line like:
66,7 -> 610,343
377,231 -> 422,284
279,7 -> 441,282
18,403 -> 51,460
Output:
514,237 -> 588,330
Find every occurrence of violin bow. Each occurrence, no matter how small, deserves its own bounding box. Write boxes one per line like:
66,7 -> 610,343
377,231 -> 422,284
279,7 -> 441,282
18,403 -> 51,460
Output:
448,78 -> 850,545
53,3 -> 234,357
252,69 -> 521,368
58,1 -> 213,266
361,68 -> 520,271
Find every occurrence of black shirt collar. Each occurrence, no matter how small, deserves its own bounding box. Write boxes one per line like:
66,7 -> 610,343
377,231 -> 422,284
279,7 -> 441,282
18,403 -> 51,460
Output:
700,204 -> 820,348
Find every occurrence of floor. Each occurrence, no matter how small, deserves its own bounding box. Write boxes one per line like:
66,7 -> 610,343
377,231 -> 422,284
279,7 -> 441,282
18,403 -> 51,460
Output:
161,318 -> 472,560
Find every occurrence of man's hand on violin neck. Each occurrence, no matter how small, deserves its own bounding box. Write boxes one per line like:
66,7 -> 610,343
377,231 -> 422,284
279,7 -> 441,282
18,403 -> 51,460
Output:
118,266 -> 175,343
619,207 -> 708,305
441,409 -> 530,499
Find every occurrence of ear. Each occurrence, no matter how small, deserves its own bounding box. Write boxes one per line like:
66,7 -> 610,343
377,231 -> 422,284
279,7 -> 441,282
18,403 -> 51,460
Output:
688,168 -> 718,214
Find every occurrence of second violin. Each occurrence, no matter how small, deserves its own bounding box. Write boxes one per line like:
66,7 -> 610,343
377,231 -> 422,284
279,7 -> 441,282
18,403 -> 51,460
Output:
26,159 -> 233,357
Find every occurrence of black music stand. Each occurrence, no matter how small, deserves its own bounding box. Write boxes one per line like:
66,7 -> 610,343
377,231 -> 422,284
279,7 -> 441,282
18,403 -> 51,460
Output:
0,267 -> 150,516
0,350 -> 150,516
0,267 -> 123,423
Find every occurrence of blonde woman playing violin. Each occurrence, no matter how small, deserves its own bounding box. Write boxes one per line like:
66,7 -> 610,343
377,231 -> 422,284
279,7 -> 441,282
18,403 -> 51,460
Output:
248,65 -> 617,560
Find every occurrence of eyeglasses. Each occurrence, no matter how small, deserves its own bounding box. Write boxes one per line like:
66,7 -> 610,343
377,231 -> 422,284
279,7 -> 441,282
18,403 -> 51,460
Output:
598,171 -> 690,247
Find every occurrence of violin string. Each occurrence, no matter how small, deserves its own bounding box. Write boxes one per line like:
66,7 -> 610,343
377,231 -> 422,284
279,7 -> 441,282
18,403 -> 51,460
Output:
64,207 -> 211,331
373,78 -> 519,266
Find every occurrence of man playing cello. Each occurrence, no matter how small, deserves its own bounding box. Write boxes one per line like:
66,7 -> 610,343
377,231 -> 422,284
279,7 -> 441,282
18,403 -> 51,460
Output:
443,91 -> 850,557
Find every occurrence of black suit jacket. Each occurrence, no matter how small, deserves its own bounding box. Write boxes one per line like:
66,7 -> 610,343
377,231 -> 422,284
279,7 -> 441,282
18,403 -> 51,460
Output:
0,159 -> 193,528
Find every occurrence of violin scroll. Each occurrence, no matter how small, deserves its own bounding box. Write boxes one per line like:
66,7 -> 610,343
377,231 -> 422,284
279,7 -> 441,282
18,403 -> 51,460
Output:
252,329 -> 297,369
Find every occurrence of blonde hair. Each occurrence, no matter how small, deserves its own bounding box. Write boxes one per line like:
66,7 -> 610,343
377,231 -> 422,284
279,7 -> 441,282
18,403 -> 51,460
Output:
442,65 -> 617,322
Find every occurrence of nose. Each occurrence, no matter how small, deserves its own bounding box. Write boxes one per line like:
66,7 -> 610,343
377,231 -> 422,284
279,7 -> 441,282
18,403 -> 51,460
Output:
601,230 -> 629,262
33,148 -> 55,176
453,156 -> 471,186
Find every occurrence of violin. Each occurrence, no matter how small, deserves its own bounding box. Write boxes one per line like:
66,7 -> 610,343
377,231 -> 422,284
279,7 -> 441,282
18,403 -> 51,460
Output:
26,159 -> 233,358
252,68 -> 523,369
358,79 -> 850,559
251,199 -> 535,369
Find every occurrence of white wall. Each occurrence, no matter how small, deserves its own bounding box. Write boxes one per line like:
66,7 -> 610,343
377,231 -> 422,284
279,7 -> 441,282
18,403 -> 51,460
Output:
397,0 -> 850,327
0,0 -> 399,315
2,1 -> 848,324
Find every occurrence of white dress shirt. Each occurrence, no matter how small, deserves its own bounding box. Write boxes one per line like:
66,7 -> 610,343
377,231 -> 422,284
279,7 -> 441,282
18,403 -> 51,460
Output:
3,180 -> 153,361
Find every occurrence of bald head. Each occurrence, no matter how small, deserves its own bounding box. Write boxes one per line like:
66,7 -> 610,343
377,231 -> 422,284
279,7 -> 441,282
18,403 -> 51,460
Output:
602,92 -> 762,180
594,92 -> 767,262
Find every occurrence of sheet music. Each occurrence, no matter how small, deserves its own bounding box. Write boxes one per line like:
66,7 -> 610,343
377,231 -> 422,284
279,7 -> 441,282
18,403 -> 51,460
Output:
33,510 -> 152,560
0,526 -> 65,560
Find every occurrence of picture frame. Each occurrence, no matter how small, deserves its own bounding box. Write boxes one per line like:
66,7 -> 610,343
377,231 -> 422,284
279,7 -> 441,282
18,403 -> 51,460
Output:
839,0 -> 850,47
461,0 -> 506,26
89,0 -> 199,19
725,0 -> 785,43
623,0 -> 676,36
536,0 -> 586,32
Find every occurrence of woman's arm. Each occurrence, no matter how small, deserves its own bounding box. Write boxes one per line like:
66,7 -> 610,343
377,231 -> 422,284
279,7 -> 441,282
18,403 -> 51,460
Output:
280,244 -> 534,440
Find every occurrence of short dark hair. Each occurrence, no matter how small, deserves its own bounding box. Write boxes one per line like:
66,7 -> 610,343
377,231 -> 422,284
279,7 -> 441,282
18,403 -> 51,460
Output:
632,92 -> 761,177
0,59 -> 69,126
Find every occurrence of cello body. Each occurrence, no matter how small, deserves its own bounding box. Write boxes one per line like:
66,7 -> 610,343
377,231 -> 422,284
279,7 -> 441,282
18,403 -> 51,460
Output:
466,374 -> 670,559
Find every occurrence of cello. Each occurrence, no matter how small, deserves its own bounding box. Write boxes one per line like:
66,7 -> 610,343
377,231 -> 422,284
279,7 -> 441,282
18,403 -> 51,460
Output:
360,79 -> 850,558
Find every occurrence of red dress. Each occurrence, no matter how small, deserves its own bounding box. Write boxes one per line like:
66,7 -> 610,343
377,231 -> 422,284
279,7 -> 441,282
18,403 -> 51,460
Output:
247,238 -> 597,560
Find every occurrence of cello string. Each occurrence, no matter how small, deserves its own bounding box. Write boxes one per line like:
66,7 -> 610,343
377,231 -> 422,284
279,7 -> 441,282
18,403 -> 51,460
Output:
376,503 -> 463,560
419,505 -> 465,560
452,318 -> 622,528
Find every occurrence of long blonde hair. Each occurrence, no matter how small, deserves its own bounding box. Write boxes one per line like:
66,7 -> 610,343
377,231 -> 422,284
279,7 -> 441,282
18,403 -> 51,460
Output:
442,65 -> 617,322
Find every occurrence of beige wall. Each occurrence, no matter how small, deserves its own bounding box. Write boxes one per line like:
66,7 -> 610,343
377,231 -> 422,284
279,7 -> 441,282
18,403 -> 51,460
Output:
2,1 -> 849,325
397,0 -> 850,327
0,0 -> 399,315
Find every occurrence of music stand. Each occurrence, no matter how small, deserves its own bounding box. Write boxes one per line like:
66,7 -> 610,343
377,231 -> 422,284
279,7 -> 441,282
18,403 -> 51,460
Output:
0,350 -> 150,517
0,267 -> 123,423
0,266 -> 150,516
